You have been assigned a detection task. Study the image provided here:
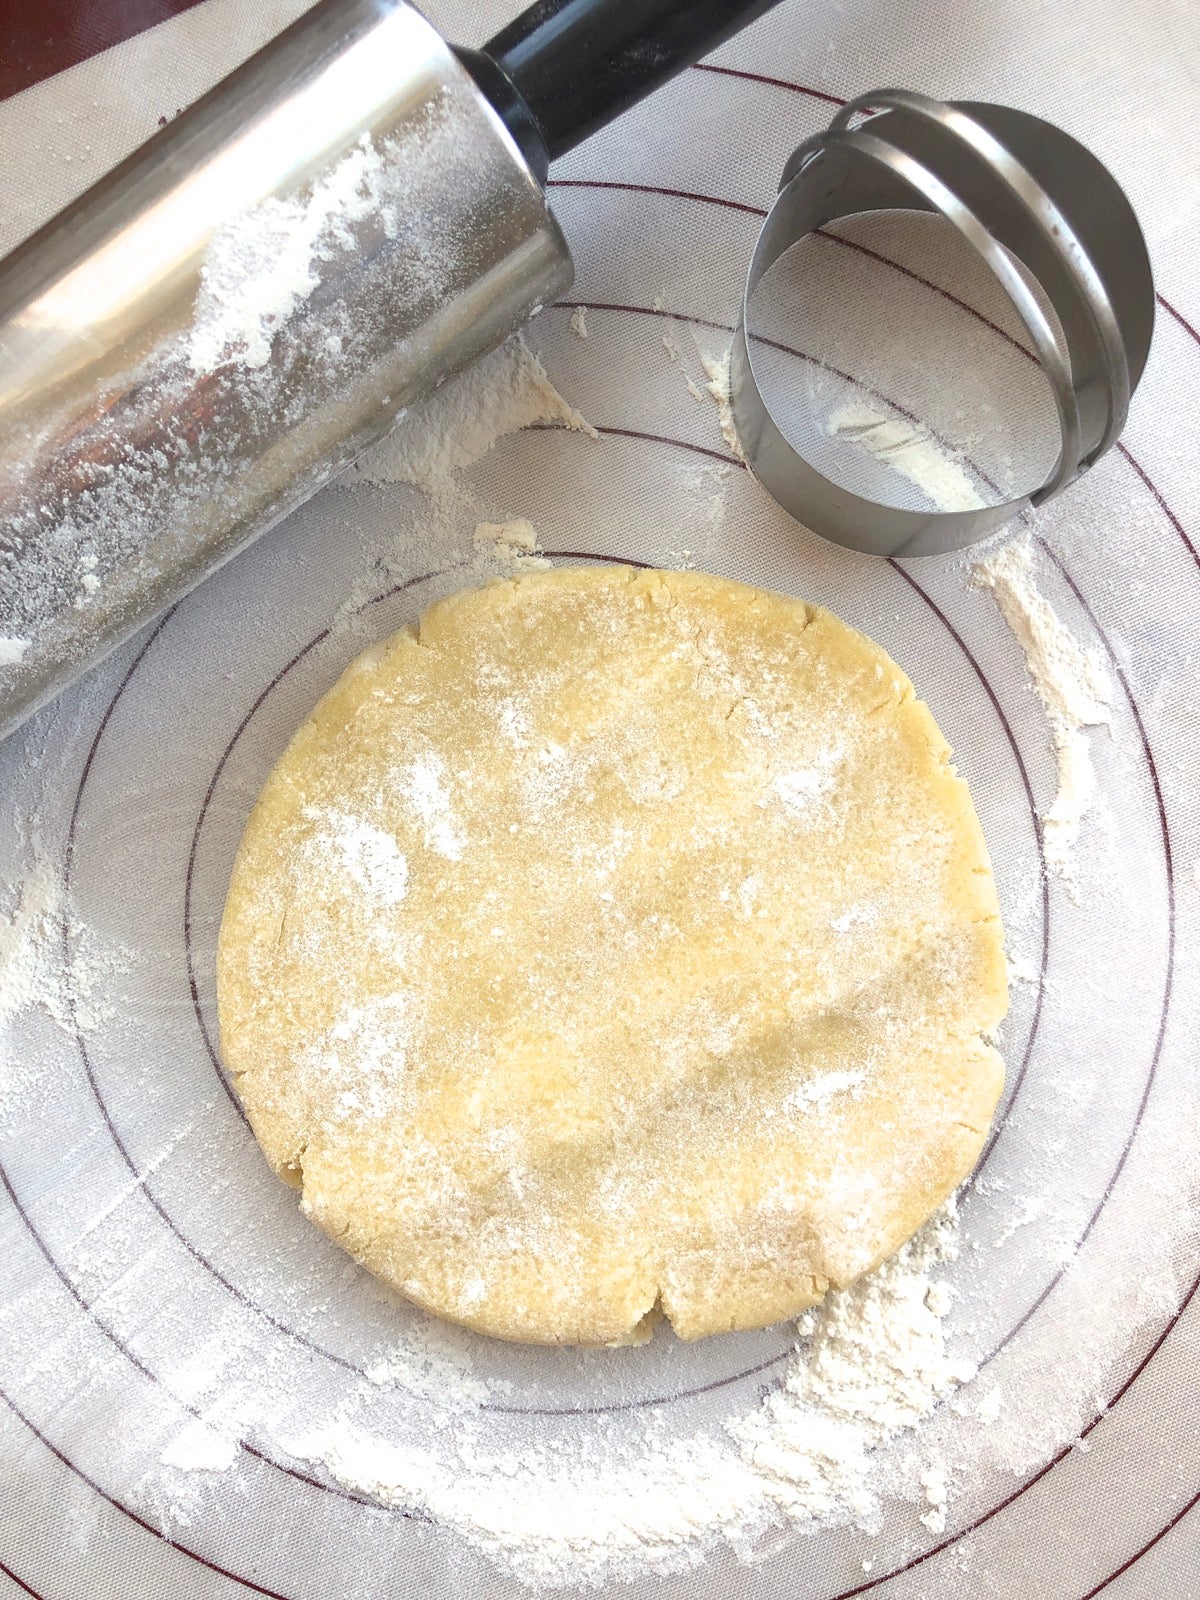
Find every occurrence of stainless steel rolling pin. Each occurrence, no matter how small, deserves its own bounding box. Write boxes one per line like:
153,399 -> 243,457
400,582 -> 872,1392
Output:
0,0 -> 780,742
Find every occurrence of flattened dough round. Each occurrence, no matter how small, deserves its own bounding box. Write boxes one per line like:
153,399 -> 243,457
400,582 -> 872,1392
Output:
218,566 -> 1006,1344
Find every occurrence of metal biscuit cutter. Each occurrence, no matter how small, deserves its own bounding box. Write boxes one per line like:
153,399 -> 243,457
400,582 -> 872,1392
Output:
730,89 -> 1155,558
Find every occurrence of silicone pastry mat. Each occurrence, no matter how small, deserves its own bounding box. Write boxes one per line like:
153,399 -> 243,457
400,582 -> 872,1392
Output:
1,1 -> 1198,1595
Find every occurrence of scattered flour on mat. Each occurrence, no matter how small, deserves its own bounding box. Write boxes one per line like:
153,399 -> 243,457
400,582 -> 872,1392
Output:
972,534 -> 1111,883
0,856 -> 68,1126
284,1206 -> 972,1587
644,330 -> 735,564
364,1318 -> 507,1407
660,327 -> 707,404
0,858 -> 61,1034
826,400 -> 986,514
351,336 -> 595,501
324,334 -> 586,633
0,637 -> 29,667
160,1421 -> 239,1474
0,844 -> 133,1121
821,397 -> 1110,889
474,518 -> 538,555
699,349 -> 746,461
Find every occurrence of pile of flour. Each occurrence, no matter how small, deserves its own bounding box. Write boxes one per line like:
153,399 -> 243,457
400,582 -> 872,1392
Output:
143,1206 -> 973,1589
972,534 -> 1111,884
351,335 -> 595,498
0,845 -> 130,1124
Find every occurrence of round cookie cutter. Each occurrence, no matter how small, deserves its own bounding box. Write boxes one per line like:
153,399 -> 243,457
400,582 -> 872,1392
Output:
730,89 -> 1156,558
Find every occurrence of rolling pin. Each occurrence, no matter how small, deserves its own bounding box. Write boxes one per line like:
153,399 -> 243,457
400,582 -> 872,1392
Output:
0,0 -> 780,741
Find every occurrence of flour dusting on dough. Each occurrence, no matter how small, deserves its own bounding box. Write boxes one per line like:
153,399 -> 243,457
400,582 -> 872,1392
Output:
304,808 -> 409,906
404,755 -> 465,862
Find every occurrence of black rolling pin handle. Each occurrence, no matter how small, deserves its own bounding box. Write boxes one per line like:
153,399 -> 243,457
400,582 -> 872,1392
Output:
454,43 -> 554,183
456,0 -> 784,183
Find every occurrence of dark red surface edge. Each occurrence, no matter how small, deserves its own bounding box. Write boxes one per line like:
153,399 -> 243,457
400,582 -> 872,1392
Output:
0,0 -> 208,102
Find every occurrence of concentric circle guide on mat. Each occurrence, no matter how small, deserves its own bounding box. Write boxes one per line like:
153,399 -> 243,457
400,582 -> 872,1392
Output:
1,0 -> 1199,1596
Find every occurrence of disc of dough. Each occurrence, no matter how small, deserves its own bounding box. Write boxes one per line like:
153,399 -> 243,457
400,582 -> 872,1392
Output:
217,566 -> 1006,1345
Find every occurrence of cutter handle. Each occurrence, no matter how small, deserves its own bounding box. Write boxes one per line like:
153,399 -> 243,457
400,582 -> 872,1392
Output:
457,0 -> 783,180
